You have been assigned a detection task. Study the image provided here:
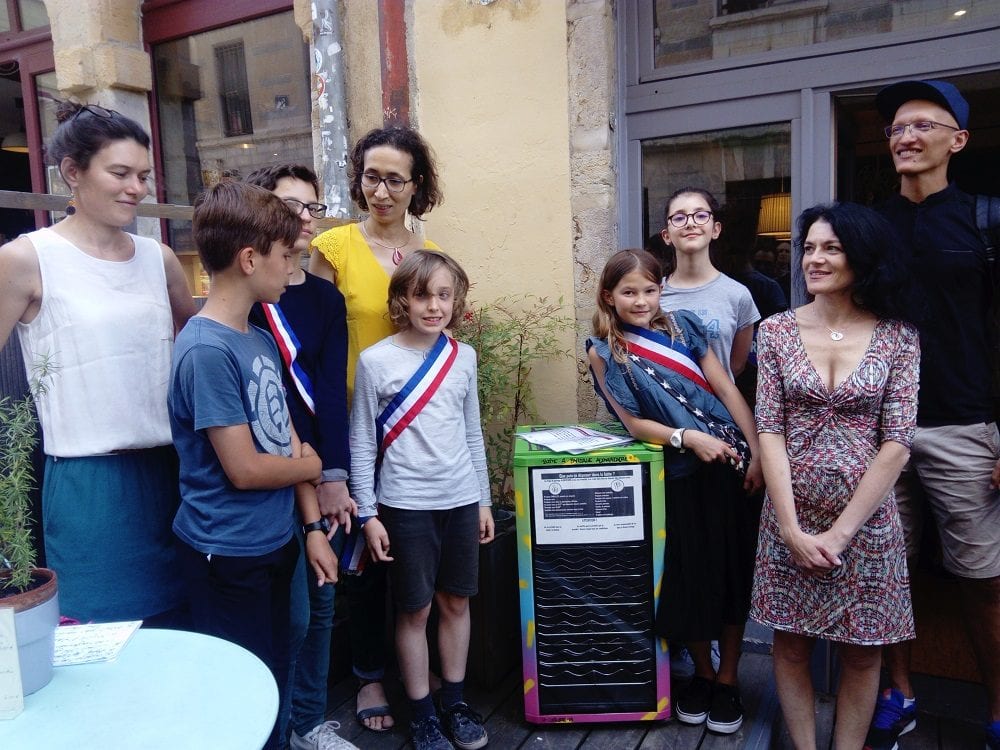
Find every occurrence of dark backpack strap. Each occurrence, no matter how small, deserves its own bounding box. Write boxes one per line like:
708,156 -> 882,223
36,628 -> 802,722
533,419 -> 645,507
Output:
976,194 -> 1000,272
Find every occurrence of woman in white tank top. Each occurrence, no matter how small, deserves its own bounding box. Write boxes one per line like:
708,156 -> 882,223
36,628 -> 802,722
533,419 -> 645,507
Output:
0,102 -> 195,623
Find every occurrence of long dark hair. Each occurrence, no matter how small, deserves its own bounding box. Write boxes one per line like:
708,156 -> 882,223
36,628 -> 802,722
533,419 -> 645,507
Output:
796,202 -> 917,322
47,102 -> 150,171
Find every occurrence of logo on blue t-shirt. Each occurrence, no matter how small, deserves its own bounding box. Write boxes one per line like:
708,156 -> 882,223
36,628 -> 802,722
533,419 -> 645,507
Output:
248,354 -> 291,456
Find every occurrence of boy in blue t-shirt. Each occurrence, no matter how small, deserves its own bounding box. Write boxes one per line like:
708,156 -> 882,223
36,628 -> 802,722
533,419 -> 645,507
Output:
169,181 -> 337,750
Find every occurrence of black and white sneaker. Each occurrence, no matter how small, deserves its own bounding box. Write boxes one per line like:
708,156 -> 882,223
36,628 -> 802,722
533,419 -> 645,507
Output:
706,682 -> 743,734
438,701 -> 488,750
675,675 -> 713,725
410,715 -> 455,750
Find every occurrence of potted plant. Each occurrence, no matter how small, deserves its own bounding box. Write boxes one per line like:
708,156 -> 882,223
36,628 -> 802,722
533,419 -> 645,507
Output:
453,294 -> 573,688
1,361 -> 59,695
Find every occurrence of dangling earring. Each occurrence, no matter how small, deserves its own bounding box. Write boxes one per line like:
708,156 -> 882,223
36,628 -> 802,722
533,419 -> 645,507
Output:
65,194 -> 77,215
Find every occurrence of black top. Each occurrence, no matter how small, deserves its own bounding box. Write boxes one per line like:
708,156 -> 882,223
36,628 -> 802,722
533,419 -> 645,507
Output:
249,271 -> 350,479
732,269 -> 788,322
879,184 -> 994,426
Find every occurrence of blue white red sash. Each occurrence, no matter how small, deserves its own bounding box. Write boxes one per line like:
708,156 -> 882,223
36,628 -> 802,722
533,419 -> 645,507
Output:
622,323 -> 714,394
261,302 -> 316,415
375,333 -> 459,461
344,334 -> 458,576
340,522 -> 370,576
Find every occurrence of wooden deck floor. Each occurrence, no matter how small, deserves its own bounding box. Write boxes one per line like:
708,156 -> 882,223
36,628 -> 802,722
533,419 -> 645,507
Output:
319,652 -> 986,750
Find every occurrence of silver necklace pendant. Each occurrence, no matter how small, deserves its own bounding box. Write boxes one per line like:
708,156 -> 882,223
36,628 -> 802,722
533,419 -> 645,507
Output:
828,330 -> 844,341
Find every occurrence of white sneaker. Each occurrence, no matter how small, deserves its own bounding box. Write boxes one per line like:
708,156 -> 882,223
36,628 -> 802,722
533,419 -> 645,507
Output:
289,721 -> 360,750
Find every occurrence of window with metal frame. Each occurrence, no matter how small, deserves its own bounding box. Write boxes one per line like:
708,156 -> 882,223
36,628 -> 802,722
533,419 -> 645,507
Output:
214,41 -> 253,137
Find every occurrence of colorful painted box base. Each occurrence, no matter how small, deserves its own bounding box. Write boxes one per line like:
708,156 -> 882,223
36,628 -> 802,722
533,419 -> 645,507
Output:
514,425 -> 670,724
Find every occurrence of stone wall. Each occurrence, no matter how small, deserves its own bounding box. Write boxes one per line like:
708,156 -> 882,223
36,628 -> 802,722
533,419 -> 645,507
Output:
567,0 -> 616,421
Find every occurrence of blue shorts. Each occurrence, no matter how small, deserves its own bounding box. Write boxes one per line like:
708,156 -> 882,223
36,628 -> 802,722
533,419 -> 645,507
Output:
379,502 -> 481,612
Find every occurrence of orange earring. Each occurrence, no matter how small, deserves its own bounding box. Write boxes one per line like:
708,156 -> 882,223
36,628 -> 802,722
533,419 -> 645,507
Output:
65,194 -> 77,215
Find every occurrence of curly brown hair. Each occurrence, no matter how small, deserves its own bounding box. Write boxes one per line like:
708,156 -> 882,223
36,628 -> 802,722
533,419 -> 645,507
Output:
349,126 -> 442,218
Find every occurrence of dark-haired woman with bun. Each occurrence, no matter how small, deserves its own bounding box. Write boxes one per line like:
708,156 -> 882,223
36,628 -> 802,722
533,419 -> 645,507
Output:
751,202 -> 919,749
0,102 -> 195,623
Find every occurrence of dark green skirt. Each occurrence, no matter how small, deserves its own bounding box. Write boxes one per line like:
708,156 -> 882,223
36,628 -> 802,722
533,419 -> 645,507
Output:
42,446 -> 184,622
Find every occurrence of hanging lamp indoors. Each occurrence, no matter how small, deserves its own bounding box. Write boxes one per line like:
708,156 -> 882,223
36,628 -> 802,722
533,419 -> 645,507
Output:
1,131 -> 28,153
756,192 -> 791,239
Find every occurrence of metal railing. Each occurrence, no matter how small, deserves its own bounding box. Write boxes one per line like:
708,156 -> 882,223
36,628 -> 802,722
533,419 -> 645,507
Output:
0,189 -> 351,231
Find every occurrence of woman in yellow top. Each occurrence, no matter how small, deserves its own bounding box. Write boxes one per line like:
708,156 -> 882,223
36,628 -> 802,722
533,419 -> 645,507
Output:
307,125 -> 442,734
310,126 -> 443,401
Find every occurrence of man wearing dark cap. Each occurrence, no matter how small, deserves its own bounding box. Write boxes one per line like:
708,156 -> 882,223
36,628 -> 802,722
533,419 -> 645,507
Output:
868,79 -> 1000,750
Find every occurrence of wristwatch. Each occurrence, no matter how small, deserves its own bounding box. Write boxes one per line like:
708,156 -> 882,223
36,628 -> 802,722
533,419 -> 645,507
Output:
669,428 -> 686,452
302,518 -> 330,536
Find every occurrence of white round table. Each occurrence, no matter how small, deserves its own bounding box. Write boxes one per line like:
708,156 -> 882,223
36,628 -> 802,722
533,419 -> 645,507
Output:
0,628 -> 278,749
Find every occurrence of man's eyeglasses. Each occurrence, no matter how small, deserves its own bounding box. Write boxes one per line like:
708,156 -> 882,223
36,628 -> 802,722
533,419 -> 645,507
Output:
283,198 -> 328,218
667,210 -> 713,228
884,120 -> 960,139
71,104 -> 119,122
361,173 -> 413,193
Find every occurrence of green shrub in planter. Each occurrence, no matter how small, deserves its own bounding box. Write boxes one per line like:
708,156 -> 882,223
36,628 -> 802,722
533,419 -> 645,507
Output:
453,294 -> 573,509
1,359 -> 60,695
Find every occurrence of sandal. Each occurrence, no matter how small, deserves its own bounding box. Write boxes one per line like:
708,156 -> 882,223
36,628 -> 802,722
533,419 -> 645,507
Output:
355,679 -> 394,732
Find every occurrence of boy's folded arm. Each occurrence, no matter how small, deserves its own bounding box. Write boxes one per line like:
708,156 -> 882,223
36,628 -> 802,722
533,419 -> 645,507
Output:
207,423 -> 323,490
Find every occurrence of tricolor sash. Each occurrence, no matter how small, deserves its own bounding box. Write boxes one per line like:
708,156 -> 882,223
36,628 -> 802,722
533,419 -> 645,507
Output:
375,333 -> 459,464
621,324 -> 749,475
622,323 -> 713,394
345,333 -> 459,575
339,522 -> 370,576
261,302 -> 316,415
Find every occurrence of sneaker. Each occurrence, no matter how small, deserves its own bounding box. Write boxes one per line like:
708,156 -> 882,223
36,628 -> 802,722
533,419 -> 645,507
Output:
986,720 -> 1000,750
438,701 -> 488,750
707,682 -> 743,734
289,721 -> 360,750
675,675 -> 713,725
410,715 -> 455,750
864,688 -> 917,750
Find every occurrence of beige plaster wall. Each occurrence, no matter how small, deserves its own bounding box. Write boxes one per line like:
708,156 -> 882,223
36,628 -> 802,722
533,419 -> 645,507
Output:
410,0 -> 579,424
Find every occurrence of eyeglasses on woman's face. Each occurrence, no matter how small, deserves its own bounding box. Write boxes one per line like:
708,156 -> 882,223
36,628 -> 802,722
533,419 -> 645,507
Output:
283,198 -> 327,218
667,210 -> 713,228
360,172 -> 413,193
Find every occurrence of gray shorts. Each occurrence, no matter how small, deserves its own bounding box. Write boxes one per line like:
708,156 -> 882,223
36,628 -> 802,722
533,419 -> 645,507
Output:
379,502 -> 481,612
895,422 -> 1000,579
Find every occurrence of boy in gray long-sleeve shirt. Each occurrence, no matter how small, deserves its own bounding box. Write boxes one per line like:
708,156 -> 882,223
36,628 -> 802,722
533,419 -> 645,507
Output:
350,249 -> 493,750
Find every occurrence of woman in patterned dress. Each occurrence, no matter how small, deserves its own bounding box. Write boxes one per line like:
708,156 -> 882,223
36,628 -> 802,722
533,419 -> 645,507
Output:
751,203 -> 919,750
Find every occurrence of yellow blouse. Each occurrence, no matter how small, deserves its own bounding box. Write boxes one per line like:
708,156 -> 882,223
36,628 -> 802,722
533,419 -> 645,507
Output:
311,222 -> 440,401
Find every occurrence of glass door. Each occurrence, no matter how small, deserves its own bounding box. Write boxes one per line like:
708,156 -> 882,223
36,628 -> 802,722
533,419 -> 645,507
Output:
640,123 -> 792,284
834,70 -> 1000,205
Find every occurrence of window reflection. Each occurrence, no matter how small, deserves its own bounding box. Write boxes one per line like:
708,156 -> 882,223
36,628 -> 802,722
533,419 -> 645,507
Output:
152,12 -> 311,249
654,0 -> 999,71
36,71 -> 66,223
641,123 -> 791,276
18,0 -> 49,30
152,11 -> 311,294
